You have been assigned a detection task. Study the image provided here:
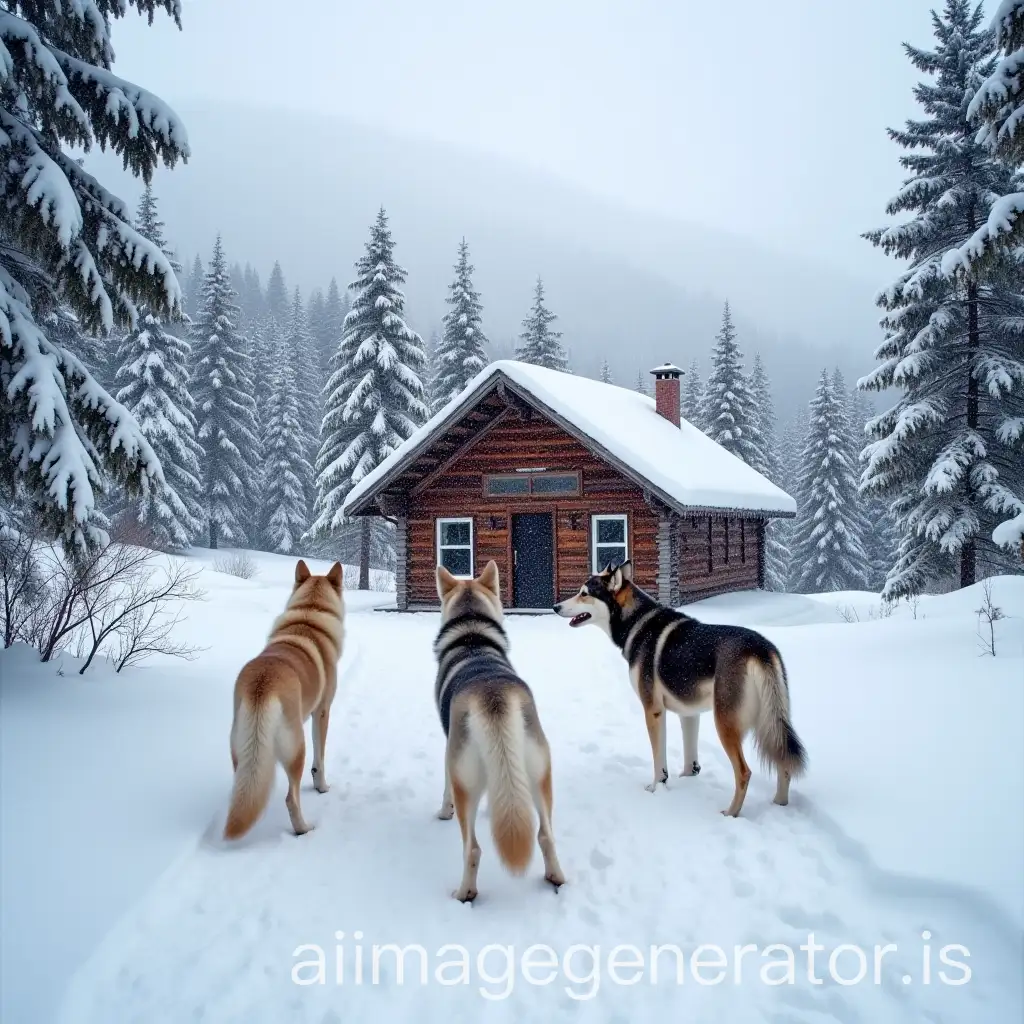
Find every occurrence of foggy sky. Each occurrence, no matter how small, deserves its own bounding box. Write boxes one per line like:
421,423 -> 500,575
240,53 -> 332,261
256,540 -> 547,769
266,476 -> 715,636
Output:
112,0 -> 937,283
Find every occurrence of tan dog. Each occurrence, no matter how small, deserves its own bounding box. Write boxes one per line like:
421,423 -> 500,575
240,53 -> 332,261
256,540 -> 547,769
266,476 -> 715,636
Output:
433,561 -> 565,901
223,559 -> 345,840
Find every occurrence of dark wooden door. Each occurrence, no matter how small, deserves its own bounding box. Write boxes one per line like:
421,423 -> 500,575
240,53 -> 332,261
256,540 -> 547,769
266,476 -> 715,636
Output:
512,513 -> 554,609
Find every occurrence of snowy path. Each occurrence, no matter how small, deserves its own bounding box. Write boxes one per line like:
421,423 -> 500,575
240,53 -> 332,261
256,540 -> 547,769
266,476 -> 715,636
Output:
59,603 -> 1022,1023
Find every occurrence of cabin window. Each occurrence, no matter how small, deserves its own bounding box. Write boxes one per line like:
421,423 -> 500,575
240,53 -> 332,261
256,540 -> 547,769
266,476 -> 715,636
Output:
483,471 -> 580,498
484,475 -> 530,496
592,514 -> 628,573
437,518 -> 474,578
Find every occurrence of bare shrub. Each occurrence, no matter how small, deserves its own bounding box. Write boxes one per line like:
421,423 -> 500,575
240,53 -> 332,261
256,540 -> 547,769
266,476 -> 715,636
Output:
76,549 -> 205,674
212,551 -> 259,580
976,579 -> 1006,657
0,524 -> 44,648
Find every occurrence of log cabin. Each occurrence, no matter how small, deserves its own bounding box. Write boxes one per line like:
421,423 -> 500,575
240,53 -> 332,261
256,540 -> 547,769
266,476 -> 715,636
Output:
342,361 -> 796,610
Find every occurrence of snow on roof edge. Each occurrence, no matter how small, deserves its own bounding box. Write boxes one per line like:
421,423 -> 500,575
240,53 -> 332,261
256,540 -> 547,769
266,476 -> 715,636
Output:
343,361 -> 796,518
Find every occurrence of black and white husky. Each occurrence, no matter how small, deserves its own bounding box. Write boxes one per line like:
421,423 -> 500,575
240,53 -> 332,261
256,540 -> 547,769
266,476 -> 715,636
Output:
433,560 -> 566,901
554,561 -> 807,817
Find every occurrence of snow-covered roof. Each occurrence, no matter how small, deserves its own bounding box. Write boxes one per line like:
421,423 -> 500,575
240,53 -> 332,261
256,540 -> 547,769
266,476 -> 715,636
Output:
343,361 -> 796,517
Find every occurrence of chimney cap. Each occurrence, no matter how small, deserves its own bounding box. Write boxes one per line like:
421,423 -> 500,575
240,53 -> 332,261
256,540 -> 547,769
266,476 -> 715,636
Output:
650,363 -> 684,379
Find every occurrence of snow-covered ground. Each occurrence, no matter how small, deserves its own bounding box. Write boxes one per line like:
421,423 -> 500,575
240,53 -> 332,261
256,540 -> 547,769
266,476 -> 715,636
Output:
2,550 -> 1021,1023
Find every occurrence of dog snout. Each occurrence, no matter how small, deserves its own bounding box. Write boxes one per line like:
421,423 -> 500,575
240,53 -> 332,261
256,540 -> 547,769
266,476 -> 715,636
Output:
552,602 -> 562,614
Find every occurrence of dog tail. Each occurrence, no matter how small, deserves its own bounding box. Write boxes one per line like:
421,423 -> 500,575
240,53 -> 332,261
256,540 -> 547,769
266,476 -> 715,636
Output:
473,695 -> 534,875
223,694 -> 281,840
753,653 -> 807,779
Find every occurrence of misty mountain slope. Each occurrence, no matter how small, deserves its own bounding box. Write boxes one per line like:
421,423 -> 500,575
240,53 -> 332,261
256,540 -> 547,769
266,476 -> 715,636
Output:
85,102 -> 883,410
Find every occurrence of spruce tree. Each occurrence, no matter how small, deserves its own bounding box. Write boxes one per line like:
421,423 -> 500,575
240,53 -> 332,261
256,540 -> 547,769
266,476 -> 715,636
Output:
0,0 -> 188,549
792,371 -> 872,593
113,185 -> 204,549
699,302 -> 763,465
191,236 -> 260,549
261,334 -> 311,553
862,0 -> 1024,596
516,277 -> 568,371
599,359 -> 613,384
749,354 -> 789,590
433,239 -> 489,411
321,279 -> 348,383
309,208 -> 429,587
265,261 -> 289,325
945,0 -> 1024,267
681,358 -> 704,429
186,256 -> 204,319
634,370 -> 647,395
283,288 -> 320,488
307,287 -> 327,368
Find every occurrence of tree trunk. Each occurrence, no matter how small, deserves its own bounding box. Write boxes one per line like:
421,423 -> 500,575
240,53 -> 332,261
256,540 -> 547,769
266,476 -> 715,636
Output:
962,276 -> 980,589
358,516 -> 370,591
209,520 -> 219,550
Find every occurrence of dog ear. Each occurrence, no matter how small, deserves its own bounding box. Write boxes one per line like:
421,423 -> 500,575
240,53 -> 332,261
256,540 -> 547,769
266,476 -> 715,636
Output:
477,559 -> 500,598
327,562 -> 343,590
295,559 -> 311,585
436,564 -> 459,600
608,565 -> 625,592
619,559 -> 634,583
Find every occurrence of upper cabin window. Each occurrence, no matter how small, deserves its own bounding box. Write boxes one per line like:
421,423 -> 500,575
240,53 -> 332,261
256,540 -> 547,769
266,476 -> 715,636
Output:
483,471 -> 580,498
592,514 -> 628,572
437,518 -> 473,578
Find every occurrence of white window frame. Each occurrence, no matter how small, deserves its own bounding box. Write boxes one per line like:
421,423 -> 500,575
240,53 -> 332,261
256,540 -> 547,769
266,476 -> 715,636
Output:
437,517 -> 474,579
591,514 -> 629,573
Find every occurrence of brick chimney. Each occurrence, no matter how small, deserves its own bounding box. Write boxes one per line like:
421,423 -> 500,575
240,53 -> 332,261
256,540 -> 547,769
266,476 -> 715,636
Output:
650,363 -> 684,427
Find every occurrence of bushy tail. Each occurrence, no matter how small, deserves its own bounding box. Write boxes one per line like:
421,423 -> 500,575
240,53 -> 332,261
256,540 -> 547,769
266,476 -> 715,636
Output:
474,698 -> 534,875
754,654 -> 807,778
223,696 -> 280,840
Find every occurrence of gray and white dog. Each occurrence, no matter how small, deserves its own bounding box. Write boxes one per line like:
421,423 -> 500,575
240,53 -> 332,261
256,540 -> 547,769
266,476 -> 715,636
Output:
554,561 -> 807,817
433,560 -> 566,902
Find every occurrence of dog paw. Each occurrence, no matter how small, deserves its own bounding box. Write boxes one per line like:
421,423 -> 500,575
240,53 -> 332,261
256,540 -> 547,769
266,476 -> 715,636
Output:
293,823 -> 315,836
644,781 -> 660,793
773,795 -> 789,806
546,871 -> 566,889
314,781 -> 331,795
720,809 -> 740,818
680,761 -> 701,777
453,887 -> 477,903
437,804 -> 454,820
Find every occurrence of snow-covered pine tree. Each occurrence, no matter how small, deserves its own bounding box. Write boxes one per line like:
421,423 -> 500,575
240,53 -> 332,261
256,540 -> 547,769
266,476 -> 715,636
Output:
265,261 -> 289,325
308,207 -> 429,588
247,314 -> 276,424
433,239 -> 489,411
261,332 -> 311,553
862,0 -> 1024,596
307,287 -> 326,367
599,359 -> 613,384
320,278 -> 348,383
944,0 -> 1024,269
634,370 -> 647,394
699,302 -> 763,465
791,370 -> 872,593
190,236 -> 261,549
283,288 -> 320,492
238,264 -> 264,324
748,354 -> 789,590
0,1 -> 188,549
516,277 -> 568,371
186,256 -> 204,319
113,185 -> 204,549
681,358 -> 704,429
